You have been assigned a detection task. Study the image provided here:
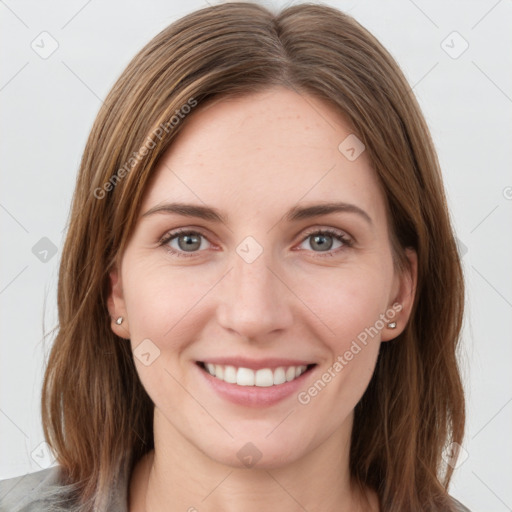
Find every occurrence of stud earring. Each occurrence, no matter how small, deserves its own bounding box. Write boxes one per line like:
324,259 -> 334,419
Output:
387,321 -> 397,329
115,316 -> 124,325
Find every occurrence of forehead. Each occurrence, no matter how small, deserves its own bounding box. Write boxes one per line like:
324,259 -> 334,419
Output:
140,87 -> 387,226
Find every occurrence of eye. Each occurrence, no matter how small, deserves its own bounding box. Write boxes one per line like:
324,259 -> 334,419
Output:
159,227 -> 353,259
297,228 -> 353,257
159,229 -> 212,258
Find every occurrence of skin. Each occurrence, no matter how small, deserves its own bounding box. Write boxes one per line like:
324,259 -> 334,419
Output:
108,86 -> 417,512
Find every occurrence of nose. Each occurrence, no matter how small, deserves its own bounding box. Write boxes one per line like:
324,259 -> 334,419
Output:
216,245 -> 294,341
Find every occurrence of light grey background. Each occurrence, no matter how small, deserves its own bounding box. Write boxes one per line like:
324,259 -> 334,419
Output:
1,1 -> 511,510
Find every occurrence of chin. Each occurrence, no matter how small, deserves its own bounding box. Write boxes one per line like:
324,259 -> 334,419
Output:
198,432 -> 311,470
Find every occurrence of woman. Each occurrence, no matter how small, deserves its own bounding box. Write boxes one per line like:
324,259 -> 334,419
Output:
0,2 -> 470,511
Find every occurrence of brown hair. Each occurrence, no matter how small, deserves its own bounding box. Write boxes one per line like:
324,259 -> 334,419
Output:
41,2 -> 466,510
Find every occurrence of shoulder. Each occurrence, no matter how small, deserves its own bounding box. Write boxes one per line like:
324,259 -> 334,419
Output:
0,465 -> 65,512
0,461 -> 131,512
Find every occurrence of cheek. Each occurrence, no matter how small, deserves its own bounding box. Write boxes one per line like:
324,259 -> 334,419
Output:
291,262 -> 391,422
293,259 -> 392,348
122,258 -> 210,344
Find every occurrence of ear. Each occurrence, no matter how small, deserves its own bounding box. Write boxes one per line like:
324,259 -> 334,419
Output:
107,264 -> 131,340
381,247 -> 417,342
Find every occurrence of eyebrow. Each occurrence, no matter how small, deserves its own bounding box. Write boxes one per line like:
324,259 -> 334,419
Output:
141,201 -> 372,226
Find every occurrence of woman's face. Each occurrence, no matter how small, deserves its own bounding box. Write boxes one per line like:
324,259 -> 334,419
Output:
108,86 -> 416,469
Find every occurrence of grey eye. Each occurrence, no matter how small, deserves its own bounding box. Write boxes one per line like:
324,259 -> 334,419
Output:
168,232 -> 207,252
299,232 -> 345,253
308,233 -> 334,252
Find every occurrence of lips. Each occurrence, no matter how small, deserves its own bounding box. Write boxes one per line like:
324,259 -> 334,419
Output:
196,359 -> 317,407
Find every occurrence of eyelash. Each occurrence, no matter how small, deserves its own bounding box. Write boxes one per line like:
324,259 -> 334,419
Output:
158,227 -> 353,259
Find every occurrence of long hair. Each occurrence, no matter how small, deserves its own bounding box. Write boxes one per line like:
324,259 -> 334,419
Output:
41,2 -> 466,510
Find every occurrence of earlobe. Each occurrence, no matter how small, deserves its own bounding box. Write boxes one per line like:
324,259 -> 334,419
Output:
381,248 -> 418,342
107,265 -> 130,340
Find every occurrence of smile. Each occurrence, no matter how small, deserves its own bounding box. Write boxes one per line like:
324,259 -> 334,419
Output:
198,362 -> 315,387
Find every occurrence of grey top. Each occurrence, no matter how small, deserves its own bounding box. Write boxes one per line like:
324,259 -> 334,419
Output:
0,463 -> 129,512
0,464 -> 471,511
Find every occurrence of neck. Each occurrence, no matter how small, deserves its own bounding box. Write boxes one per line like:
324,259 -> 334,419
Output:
129,409 -> 379,512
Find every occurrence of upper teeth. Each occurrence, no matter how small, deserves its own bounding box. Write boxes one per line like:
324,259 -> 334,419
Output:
204,363 -> 308,387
